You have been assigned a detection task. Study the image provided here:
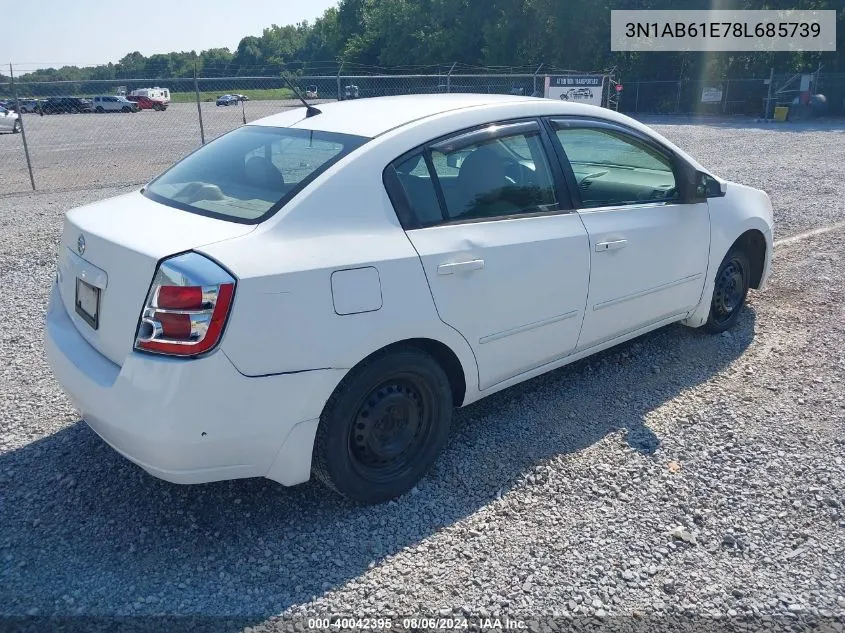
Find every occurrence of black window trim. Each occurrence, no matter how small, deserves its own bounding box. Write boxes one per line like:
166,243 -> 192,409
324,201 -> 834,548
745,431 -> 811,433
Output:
545,116 -> 694,210
383,116 -> 575,231
430,120 -> 540,154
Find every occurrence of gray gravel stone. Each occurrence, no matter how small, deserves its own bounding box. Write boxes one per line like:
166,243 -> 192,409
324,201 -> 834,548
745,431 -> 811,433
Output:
1,119 -> 845,629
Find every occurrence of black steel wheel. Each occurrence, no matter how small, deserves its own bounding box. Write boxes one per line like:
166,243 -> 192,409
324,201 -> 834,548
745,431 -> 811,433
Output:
703,248 -> 750,333
12,119 -> 20,133
312,346 -> 452,504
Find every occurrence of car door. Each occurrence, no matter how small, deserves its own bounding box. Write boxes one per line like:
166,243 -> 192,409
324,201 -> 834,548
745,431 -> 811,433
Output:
548,118 -> 710,351
385,120 -> 591,390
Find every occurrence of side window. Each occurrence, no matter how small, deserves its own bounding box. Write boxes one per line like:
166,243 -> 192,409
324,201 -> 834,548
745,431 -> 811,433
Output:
389,153 -> 444,227
430,131 -> 558,221
554,127 -> 678,208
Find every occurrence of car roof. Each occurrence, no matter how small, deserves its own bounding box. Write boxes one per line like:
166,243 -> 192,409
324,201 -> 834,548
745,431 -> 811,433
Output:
252,94 -> 539,138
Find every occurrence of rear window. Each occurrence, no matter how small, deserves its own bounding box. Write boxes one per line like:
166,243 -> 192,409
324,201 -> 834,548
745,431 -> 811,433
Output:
143,126 -> 369,223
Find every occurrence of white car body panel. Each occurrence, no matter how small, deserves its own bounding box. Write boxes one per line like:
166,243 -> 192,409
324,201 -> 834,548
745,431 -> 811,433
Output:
682,182 -> 774,327
46,284 -> 342,485
58,192 -> 254,365
405,214 -> 589,390
575,201 -> 710,350
44,94 -> 774,488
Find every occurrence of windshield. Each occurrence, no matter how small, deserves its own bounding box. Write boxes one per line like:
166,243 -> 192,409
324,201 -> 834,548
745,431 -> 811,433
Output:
144,126 -> 368,223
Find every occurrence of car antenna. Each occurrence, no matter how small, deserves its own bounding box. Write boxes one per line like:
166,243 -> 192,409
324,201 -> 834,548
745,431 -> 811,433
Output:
281,73 -> 321,118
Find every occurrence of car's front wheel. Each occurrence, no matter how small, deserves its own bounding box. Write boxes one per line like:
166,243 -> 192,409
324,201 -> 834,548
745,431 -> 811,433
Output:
703,248 -> 751,333
312,346 -> 453,504
12,120 -> 20,133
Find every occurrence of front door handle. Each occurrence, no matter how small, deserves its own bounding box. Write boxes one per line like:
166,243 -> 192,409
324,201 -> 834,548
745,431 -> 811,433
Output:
437,259 -> 485,275
595,239 -> 627,252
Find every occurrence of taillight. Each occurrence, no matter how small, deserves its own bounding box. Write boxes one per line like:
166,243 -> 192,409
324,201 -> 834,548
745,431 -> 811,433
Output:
134,252 -> 236,357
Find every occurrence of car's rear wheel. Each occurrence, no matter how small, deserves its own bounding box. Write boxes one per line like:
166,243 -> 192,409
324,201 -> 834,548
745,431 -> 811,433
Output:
703,248 -> 751,334
12,120 -> 20,133
95,106 -> 104,113
312,346 -> 452,504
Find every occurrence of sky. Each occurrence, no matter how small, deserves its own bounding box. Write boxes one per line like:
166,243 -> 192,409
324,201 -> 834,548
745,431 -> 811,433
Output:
1,0 -> 340,72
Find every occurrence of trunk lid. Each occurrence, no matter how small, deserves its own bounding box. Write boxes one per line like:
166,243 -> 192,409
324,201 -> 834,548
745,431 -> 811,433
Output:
57,191 -> 254,366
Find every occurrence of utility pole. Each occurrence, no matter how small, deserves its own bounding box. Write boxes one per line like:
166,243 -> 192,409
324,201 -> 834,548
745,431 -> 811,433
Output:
194,62 -> 205,145
10,64 -> 35,190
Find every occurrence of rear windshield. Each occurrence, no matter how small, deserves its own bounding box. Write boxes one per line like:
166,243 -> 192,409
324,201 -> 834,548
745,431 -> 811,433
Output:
144,126 -> 369,223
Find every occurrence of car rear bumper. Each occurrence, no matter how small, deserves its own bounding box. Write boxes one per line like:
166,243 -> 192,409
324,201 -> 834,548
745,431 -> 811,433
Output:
45,283 -> 344,486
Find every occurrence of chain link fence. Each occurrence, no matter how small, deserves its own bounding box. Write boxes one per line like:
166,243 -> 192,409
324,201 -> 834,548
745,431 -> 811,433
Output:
2,69 -> 844,196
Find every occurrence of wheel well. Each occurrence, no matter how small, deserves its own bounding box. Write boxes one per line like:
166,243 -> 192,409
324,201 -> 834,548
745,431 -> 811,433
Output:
731,229 -> 767,289
361,338 -> 467,407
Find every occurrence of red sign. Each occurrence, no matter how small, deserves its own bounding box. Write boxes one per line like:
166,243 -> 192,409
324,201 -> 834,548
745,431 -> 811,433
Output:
615,84 -> 624,92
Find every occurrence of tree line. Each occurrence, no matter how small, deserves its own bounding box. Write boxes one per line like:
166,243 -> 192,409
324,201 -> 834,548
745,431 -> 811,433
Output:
5,0 -> 844,84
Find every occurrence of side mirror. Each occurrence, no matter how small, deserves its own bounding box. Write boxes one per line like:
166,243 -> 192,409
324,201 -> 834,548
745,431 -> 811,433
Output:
695,171 -> 726,199
678,164 -> 723,202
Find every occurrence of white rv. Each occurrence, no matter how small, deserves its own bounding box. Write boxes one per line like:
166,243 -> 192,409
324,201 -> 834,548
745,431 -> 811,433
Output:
129,87 -> 171,103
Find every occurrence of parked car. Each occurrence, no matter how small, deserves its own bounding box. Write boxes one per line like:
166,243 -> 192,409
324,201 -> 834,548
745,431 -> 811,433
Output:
14,99 -> 40,113
216,94 -> 238,106
126,95 -> 167,111
92,95 -> 140,113
0,106 -> 20,133
42,97 -> 94,114
343,84 -> 360,100
305,85 -> 319,99
45,94 -> 773,504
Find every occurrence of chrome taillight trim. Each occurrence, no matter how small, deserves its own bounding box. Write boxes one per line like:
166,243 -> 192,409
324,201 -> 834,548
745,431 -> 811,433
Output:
134,252 -> 236,354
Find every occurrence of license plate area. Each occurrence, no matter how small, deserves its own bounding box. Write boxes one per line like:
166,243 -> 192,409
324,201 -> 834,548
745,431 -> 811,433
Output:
75,278 -> 100,330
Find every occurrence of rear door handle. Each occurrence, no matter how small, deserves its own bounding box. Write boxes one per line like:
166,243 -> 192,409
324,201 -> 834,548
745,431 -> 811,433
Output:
437,259 -> 485,275
595,239 -> 627,252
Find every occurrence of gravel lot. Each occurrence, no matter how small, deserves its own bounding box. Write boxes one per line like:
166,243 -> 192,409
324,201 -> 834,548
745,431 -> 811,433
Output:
0,100 -> 324,195
0,119 -> 844,632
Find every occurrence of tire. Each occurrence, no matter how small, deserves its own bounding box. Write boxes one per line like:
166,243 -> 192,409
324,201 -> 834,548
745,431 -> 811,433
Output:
312,346 -> 453,504
12,119 -> 20,133
121,106 -> 131,113
703,248 -> 751,334
95,106 -> 104,113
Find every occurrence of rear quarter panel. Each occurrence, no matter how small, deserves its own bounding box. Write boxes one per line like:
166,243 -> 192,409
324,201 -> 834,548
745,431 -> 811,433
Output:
199,147 -> 480,399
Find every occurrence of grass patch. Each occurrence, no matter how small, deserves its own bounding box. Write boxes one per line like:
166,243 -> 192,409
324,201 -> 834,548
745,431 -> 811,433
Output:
170,88 -> 296,103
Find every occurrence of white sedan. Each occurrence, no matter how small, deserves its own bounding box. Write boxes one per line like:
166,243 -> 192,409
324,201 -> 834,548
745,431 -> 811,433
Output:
45,94 -> 773,504
0,106 -> 20,133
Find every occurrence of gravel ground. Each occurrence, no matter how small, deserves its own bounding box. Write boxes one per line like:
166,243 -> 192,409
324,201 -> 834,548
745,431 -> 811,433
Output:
0,100 -> 327,195
0,120 -> 844,633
